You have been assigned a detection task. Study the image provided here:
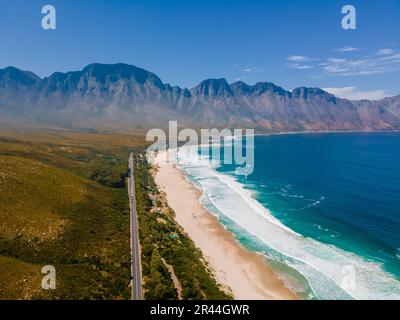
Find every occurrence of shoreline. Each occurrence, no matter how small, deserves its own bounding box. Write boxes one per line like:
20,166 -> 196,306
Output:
153,152 -> 298,300
249,129 -> 400,139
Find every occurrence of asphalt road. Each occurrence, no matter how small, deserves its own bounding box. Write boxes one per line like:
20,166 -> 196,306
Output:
128,153 -> 142,300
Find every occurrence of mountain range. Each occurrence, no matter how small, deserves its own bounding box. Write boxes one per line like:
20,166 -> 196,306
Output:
0,63 -> 399,132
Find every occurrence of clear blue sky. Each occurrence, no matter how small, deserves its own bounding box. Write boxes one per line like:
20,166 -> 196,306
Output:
1,0 -> 399,99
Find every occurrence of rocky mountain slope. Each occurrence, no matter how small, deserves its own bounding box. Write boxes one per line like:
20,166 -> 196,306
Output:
0,63 -> 399,132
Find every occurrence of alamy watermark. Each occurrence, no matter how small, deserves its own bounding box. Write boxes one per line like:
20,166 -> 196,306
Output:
41,5 -> 56,30
146,121 -> 255,176
40,4 -> 356,31
341,5 -> 356,30
41,265 -> 56,290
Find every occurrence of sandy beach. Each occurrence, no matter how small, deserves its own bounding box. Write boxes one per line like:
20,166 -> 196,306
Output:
153,152 -> 297,300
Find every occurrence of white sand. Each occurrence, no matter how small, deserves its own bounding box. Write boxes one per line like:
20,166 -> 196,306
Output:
153,152 -> 297,300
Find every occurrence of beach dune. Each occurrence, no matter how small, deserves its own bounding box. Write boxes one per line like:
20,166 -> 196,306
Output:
153,152 -> 297,300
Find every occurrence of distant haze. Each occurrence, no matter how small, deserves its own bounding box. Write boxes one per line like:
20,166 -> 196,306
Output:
0,63 -> 399,132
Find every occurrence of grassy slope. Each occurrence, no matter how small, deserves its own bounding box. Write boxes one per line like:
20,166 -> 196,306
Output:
0,130 -> 146,299
0,128 -> 229,300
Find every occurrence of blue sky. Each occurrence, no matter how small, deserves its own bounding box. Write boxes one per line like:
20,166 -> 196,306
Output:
0,0 -> 399,99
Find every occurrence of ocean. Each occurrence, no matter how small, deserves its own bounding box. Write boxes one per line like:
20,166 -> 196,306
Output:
175,132 -> 400,300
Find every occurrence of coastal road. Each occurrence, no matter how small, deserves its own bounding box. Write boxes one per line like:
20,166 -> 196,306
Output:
128,153 -> 142,300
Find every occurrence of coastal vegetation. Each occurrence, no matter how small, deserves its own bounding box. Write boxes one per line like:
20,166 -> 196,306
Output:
0,129 -> 145,299
0,127 -> 230,300
134,155 -> 231,300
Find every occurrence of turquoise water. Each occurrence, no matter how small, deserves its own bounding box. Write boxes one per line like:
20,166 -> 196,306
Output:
176,132 -> 400,299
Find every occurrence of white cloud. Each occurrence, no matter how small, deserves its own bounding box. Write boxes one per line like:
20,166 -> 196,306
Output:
321,52 -> 400,76
323,86 -> 388,100
337,46 -> 359,52
287,55 -> 310,62
286,56 -> 315,69
286,48 -> 400,76
376,48 -> 394,56
238,66 -> 264,74
289,63 -> 314,70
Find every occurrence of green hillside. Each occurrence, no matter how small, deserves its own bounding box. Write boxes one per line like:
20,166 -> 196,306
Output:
0,129 -> 229,300
0,131 -> 145,299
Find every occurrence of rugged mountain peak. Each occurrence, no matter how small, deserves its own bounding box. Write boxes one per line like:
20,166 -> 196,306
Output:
81,63 -> 164,88
231,81 -> 288,96
230,80 -> 251,93
36,63 -> 168,96
252,82 -> 288,96
0,64 -> 399,132
291,87 -> 333,100
0,67 -> 41,87
193,78 -> 234,97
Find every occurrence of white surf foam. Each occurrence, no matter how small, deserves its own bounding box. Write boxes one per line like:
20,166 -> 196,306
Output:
175,146 -> 400,300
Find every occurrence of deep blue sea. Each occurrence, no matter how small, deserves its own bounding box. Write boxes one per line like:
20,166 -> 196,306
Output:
176,133 -> 400,299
